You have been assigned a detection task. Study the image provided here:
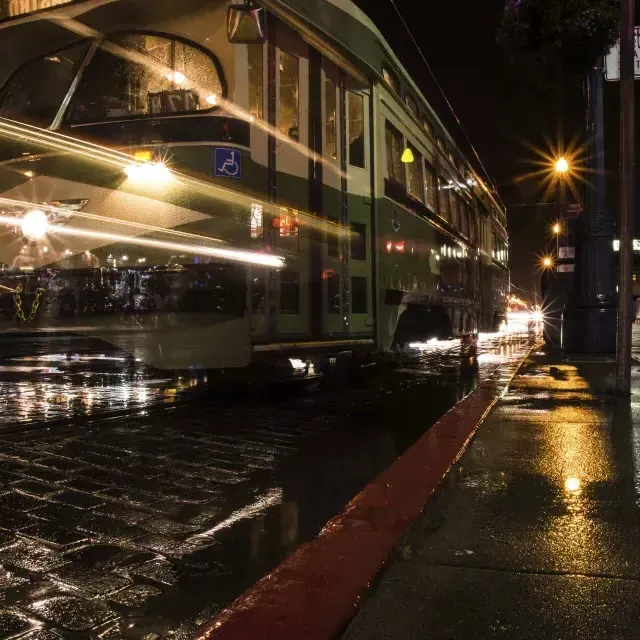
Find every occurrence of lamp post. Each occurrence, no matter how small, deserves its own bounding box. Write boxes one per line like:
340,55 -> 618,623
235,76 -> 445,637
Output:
562,59 -> 617,355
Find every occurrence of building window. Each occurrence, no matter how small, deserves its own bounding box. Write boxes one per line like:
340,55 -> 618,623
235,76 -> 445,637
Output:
280,270 -> 300,314
385,120 -> 404,185
250,203 -> 263,239
248,44 -> 264,120
438,176 -> 450,220
424,161 -> 437,212
279,50 -> 299,140
406,144 -> 424,203
327,272 -> 340,314
405,94 -> 418,117
351,276 -> 367,314
350,222 -> 367,261
348,92 -> 365,168
66,34 -> 223,123
449,190 -> 459,228
325,77 -> 337,160
383,64 -> 400,94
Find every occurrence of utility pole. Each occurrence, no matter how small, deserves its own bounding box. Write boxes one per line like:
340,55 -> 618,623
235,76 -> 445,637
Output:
616,0 -> 635,394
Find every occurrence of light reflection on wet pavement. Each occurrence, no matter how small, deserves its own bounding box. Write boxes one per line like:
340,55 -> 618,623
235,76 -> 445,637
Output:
0,332 -> 532,639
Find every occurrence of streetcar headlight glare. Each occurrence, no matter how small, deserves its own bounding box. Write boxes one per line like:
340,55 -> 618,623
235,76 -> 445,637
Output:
21,209 -> 49,240
124,162 -> 173,185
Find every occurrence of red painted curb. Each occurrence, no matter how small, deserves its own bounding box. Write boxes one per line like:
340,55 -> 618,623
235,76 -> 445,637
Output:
196,345 -> 534,640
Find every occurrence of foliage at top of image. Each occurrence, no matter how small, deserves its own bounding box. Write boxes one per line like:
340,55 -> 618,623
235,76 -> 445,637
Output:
498,0 -> 619,76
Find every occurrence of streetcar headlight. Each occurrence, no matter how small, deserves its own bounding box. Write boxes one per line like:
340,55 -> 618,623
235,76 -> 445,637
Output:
21,209 -> 49,240
124,161 -> 174,185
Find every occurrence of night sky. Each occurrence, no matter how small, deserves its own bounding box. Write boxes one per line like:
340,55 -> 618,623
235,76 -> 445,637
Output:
353,0 -> 633,301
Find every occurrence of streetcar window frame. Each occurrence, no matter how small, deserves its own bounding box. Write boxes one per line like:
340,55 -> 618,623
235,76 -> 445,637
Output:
58,30 -> 228,126
0,39 -> 93,128
385,119 -> 404,186
382,63 -> 400,95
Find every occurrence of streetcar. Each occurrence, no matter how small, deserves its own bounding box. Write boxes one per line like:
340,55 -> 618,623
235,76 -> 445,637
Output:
0,0 -> 509,371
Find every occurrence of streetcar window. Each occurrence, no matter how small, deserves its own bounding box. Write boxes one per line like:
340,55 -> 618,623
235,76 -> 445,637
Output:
279,50 -> 299,140
422,117 -> 433,136
248,44 -> 264,120
424,161 -> 437,212
405,94 -> 418,117
327,272 -> 340,314
280,270 -> 300,314
252,272 -> 266,313
350,222 -> 367,261
250,203 -> 263,239
325,77 -> 337,160
385,121 -> 404,185
406,144 -> 424,203
382,64 -> 399,94
348,92 -> 365,168
438,176 -> 450,221
351,276 -> 367,314
0,41 -> 90,127
449,190 -> 459,228
66,34 -> 223,123
327,215 -> 339,258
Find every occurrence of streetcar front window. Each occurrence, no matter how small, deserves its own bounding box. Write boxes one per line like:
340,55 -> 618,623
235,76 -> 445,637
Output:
0,42 -> 90,127
67,34 -> 223,123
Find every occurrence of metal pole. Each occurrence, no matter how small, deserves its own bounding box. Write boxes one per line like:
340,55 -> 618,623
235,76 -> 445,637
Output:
616,0 -> 635,394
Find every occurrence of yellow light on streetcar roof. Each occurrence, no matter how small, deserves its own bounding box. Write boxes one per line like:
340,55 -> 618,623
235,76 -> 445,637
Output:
401,148 -> 414,163
133,150 -> 153,162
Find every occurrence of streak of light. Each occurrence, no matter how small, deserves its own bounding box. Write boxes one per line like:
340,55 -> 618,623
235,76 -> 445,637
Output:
0,214 -> 285,268
0,120 -> 351,239
0,196 -> 227,245
192,487 -> 283,539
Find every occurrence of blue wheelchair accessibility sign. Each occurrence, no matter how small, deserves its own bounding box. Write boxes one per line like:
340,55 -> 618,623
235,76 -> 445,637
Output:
214,147 -> 241,179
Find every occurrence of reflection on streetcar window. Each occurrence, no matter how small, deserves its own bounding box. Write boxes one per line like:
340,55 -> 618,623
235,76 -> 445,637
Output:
280,270 -> 300,314
279,50 -> 299,140
327,272 -> 340,314
248,44 -> 264,120
327,215 -> 339,258
0,42 -> 90,127
385,120 -> 403,184
67,34 -> 223,122
348,92 -> 365,168
252,272 -> 266,314
325,77 -> 337,160
351,276 -> 367,314
424,161 -> 437,212
406,144 -> 424,203
449,189 -> 459,228
250,203 -> 263,240
438,176 -> 451,221
350,222 -> 367,261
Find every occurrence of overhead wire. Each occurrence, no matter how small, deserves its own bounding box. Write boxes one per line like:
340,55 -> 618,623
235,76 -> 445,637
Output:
387,0 -> 507,212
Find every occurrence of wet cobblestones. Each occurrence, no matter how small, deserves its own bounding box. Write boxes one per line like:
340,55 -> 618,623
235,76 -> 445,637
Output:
0,334 -> 530,639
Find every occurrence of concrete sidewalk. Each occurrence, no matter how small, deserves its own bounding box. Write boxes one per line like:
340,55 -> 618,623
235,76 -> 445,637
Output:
343,349 -> 640,639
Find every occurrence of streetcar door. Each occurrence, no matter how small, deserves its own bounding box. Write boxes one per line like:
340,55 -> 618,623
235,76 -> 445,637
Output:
320,58 -> 344,337
345,88 -> 374,337
274,25 -> 310,340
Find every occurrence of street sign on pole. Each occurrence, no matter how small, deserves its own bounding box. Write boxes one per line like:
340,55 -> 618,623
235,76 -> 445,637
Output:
605,26 -> 640,81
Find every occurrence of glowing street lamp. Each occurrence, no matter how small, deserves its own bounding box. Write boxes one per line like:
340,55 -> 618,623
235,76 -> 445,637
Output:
542,255 -> 554,270
555,157 -> 569,174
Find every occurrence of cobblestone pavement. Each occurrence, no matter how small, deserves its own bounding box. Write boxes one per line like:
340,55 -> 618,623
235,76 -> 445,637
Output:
0,334 -> 530,640
0,336 -> 199,426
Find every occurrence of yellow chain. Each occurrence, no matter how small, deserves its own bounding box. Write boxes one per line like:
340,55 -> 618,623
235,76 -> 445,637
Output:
14,285 -> 45,324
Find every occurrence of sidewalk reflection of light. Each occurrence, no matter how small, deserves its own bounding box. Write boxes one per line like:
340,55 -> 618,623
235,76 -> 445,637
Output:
192,487 -> 283,540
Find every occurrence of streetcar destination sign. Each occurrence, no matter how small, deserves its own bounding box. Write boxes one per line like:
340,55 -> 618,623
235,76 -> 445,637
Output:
4,0 -> 73,17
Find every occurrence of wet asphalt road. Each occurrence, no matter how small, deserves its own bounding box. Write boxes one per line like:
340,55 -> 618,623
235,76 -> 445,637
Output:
0,333 -> 531,640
